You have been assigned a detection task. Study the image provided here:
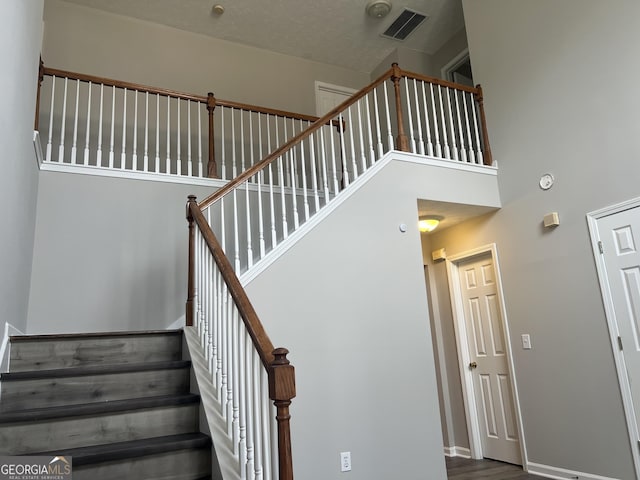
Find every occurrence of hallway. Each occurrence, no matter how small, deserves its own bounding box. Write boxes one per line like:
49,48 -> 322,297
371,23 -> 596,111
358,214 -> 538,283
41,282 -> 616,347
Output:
446,457 -> 546,479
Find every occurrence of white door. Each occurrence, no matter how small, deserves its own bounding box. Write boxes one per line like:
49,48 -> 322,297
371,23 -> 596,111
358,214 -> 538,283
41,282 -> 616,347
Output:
458,253 -> 521,464
596,208 -> 640,435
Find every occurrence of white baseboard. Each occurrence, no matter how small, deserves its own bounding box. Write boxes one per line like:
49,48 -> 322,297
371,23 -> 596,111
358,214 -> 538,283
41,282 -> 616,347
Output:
444,446 -> 471,458
527,461 -> 620,480
0,322 -> 25,373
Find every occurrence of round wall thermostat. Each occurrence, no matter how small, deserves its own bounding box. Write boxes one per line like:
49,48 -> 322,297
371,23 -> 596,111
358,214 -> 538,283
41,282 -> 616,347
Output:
539,173 -> 554,190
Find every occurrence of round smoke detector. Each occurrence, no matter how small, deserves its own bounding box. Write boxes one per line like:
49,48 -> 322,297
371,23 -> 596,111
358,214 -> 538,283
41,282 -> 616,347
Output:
366,0 -> 392,18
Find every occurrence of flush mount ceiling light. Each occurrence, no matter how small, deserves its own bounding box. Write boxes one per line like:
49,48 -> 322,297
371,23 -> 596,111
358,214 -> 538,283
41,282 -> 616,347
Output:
419,215 -> 443,233
366,0 -> 392,18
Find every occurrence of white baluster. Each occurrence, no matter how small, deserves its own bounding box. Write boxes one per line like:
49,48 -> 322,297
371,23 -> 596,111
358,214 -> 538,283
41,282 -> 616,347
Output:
71,79 -> 80,164
233,189 -> 240,272
462,91 -> 474,163
232,307 -> 241,455
356,100 -> 367,173
257,119 -> 266,258
289,144 -> 299,230
177,99 -> 182,176
283,119 -> 290,187
46,76 -> 55,163
84,81 -> 92,165
420,82 -> 433,156
246,180 -> 253,269
446,87 -> 458,160
412,79 -> 425,155
471,92 -> 483,164
244,335 -> 255,480
231,108 -> 237,178
438,86 -> 449,158
120,88 -> 127,169
240,109 -> 245,174
155,94 -> 160,173
268,162 -> 277,248
319,127 -> 330,202
166,96 -> 171,174
430,84 -> 441,157
404,79 -> 416,153
58,78 -> 68,162
382,81 -> 394,150
299,121 -> 310,222
143,91 -> 149,171
198,101 -> 204,177
278,156 -> 288,239
252,352 -> 264,480
364,94 -> 375,166
347,108 -> 358,180
187,100 -> 193,176
454,89 -> 466,162
132,92 -> 138,170
109,86 -> 115,168
338,113 -> 350,187
373,87 -> 384,158
308,132 -> 321,213
329,123 -> 340,195
221,106 -> 227,179
260,368 -> 272,480
97,83 -> 104,166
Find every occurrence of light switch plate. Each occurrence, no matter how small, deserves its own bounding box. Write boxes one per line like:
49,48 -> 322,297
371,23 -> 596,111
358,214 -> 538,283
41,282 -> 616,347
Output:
521,334 -> 532,350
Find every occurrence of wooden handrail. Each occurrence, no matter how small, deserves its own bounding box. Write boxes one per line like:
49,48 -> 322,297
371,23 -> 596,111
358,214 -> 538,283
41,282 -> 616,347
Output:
40,65 -> 328,125
186,195 -> 296,479
198,67 -> 396,209
187,196 -> 276,368
400,68 -> 481,95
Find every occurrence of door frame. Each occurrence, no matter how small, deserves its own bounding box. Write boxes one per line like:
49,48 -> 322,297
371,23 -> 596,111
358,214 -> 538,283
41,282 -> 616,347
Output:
441,48 -> 470,83
314,81 -> 357,116
587,197 -> 640,477
445,243 -> 528,465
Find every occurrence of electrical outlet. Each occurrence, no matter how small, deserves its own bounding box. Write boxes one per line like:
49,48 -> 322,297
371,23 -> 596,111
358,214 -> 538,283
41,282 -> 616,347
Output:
340,451 -> 351,472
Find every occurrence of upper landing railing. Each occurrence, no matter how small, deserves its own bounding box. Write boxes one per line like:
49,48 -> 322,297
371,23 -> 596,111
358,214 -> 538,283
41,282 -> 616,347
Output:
195,63 -> 493,275
35,61 -> 325,181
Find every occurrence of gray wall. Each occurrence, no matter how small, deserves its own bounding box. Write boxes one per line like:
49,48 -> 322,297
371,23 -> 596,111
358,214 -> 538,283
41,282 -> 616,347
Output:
0,1 -> 44,331
43,0 -> 370,117
245,157 -> 499,480
424,1 -> 640,477
27,172 -> 215,333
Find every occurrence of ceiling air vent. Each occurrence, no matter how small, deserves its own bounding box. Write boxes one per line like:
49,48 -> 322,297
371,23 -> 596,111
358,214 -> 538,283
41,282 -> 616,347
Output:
382,8 -> 428,41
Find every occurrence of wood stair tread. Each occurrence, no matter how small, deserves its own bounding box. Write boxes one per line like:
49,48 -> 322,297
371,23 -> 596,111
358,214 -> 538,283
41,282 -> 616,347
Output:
9,329 -> 182,342
1,360 -> 191,381
32,433 -> 211,467
0,393 -> 200,424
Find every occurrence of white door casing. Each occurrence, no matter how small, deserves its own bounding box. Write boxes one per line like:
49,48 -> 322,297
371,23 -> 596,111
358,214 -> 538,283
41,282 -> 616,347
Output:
446,244 -> 527,465
588,199 -> 640,478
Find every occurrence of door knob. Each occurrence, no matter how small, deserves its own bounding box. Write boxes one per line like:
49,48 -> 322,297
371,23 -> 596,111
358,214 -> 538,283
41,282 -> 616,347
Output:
469,361 -> 478,369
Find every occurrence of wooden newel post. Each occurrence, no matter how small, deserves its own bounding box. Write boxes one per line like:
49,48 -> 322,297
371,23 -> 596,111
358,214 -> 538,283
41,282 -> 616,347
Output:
474,85 -> 493,166
269,347 -> 296,480
34,57 -> 44,130
206,93 -> 218,178
391,63 -> 409,152
186,195 -> 197,327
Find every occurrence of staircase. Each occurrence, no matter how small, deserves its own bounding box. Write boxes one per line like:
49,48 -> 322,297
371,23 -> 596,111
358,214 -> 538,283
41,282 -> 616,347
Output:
0,330 -> 214,480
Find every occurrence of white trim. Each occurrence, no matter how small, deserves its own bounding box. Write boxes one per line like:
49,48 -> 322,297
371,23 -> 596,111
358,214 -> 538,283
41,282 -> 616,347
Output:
33,130 -> 43,167
441,48 -> 470,82
241,150 -> 497,286
183,326 -> 242,480
527,462 -> 620,480
445,244 -> 528,467
587,197 -> 640,479
443,446 -> 471,458
39,161 -> 229,188
314,81 -> 357,117
0,322 -> 25,374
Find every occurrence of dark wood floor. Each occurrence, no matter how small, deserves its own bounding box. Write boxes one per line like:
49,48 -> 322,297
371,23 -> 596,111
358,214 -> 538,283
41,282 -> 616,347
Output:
446,457 -> 546,479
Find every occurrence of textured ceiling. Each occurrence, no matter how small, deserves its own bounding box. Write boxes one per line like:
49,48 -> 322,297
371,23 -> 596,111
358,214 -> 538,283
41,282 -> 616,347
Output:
61,0 -> 465,73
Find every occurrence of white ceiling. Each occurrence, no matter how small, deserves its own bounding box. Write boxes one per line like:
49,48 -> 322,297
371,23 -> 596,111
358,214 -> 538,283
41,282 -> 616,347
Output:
417,200 -> 497,233
61,0 -> 465,73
